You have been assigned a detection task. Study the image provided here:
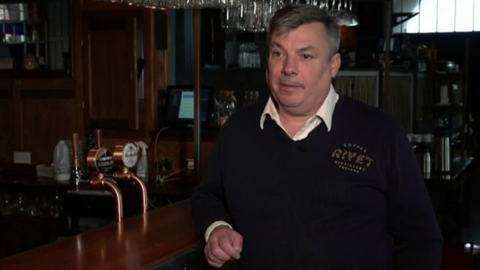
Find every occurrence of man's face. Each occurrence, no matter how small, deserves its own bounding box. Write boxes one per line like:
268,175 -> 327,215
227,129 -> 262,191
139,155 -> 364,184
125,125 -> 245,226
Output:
267,22 -> 341,117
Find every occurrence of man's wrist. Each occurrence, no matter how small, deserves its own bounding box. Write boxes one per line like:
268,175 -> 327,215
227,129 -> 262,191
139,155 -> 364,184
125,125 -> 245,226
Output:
205,221 -> 232,242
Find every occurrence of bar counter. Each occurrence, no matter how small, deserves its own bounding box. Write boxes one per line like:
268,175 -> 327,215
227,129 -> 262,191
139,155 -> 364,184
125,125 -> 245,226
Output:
0,174 -> 197,197
0,200 -> 201,270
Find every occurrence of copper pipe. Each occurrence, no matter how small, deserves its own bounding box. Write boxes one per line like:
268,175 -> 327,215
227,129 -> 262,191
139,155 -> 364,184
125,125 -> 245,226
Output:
115,167 -> 148,214
113,144 -> 125,165
95,129 -> 102,148
72,133 -> 80,168
90,173 -> 123,222
129,174 -> 148,214
86,148 -> 98,171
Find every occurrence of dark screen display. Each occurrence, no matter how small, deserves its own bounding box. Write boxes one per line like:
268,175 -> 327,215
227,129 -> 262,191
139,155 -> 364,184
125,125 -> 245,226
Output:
378,37 -> 402,53
166,88 -> 211,123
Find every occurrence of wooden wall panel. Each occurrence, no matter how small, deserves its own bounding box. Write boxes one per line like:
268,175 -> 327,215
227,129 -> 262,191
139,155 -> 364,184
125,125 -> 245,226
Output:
144,9 -> 169,132
21,89 -> 75,99
72,0 -> 85,139
18,79 -> 74,90
0,100 -> 15,163
0,80 -> 15,163
154,140 -> 214,176
101,138 -> 139,153
21,99 -> 77,164
89,27 -> 131,120
0,80 -> 13,97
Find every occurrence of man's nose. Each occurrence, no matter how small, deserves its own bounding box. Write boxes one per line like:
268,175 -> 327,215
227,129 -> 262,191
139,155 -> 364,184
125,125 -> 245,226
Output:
282,56 -> 298,76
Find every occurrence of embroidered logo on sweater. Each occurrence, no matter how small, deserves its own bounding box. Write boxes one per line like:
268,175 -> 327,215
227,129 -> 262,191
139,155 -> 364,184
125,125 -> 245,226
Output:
331,143 -> 374,173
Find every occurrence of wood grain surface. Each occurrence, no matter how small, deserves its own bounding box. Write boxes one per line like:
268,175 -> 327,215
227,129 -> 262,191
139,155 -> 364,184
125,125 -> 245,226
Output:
0,199 -> 200,270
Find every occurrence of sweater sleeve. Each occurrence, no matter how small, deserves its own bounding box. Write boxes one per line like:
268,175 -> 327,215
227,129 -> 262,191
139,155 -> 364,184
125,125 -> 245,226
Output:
190,131 -> 233,242
385,125 -> 443,269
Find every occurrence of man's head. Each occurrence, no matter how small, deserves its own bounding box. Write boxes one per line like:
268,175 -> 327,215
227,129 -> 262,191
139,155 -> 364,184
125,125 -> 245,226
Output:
268,5 -> 340,59
266,5 -> 341,118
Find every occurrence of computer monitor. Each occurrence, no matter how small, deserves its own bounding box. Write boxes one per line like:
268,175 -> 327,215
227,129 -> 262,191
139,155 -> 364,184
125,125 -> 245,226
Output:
378,36 -> 402,53
163,85 -> 213,127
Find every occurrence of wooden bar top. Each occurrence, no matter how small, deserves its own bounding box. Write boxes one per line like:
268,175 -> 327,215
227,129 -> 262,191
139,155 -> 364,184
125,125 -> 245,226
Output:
0,200 -> 200,270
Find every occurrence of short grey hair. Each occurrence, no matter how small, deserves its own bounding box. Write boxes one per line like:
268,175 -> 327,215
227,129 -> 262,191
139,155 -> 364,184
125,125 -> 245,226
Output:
268,4 -> 341,59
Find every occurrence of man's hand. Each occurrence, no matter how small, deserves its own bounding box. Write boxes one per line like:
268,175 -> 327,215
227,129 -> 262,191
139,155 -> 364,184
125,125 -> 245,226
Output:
205,225 -> 243,268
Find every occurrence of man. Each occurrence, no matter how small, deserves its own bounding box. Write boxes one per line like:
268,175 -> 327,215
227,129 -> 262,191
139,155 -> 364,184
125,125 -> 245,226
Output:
191,4 -> 443,269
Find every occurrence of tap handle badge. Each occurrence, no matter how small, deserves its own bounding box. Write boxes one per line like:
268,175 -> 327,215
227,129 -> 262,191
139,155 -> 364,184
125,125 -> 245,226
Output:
114,143 -> 139,169
87,147 -> 114,174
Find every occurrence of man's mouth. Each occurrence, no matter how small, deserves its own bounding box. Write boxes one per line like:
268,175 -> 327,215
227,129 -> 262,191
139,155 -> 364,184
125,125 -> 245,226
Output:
279,82 -> 301,91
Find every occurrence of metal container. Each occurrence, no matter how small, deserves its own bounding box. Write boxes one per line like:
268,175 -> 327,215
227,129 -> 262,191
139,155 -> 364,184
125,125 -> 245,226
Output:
433,125 -> 450,172
418,142 -> 431,174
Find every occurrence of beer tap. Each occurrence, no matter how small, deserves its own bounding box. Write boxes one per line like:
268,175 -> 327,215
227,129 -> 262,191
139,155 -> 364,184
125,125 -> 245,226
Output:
89,172 -> 123,222
71,133 -> 83,188
83,129 -> 123,222
113,143 -> 148,214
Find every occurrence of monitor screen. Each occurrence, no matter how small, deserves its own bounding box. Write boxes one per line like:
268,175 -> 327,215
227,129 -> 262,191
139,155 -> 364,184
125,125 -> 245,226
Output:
378,36 -> 402,53
165,85 -> 212,126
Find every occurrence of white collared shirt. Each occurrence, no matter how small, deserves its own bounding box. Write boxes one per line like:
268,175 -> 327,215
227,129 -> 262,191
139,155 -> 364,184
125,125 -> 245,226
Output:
260,84 -> 339,140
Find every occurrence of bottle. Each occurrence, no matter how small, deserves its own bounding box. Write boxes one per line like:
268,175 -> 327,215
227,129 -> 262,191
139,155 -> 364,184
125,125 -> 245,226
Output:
217,90 -> 237,126
135,141 -> 148,184
53,140 -> 71,182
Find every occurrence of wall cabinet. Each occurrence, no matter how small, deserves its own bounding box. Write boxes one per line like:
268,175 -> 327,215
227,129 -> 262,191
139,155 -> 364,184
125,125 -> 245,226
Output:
80,3 -> 169,139
82,12 -> 139,131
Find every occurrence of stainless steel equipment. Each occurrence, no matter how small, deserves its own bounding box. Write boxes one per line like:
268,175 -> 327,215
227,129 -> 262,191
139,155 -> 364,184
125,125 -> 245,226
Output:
433,124 -> 451,173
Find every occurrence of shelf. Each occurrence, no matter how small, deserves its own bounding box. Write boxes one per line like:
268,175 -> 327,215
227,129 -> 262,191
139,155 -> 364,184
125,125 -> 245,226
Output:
0,70 -> 71,79
0,19 -> 45,24
93,127 -> 219,142
7,41 -> 47,45
149,128 -> 219,142
430,104 -> 464,112
95,128 -> 148,140
432,72 -> 464,81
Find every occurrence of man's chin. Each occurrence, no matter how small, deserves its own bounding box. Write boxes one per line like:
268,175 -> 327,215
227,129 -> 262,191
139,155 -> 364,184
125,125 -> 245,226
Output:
277,99 -> 301,109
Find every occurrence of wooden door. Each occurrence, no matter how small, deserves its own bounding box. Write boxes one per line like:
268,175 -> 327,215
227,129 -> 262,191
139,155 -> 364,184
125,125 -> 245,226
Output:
0,80 -> 15,163
83,13 -> 139,131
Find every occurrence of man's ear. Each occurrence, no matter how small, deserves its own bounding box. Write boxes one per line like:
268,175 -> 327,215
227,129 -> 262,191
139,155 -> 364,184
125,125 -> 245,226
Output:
330,53 -> 341,78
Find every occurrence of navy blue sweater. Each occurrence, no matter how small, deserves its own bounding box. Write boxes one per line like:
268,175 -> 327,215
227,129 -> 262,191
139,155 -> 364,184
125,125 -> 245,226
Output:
191,95 -> 443,269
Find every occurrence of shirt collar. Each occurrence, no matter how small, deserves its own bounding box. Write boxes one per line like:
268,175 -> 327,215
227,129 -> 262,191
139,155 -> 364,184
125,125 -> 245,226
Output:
260,84 -> 339,132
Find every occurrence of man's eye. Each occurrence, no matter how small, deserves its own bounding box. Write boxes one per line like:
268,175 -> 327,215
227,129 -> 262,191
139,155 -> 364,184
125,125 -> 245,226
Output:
302,54 -> 313,59
271,52 -> 282,57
